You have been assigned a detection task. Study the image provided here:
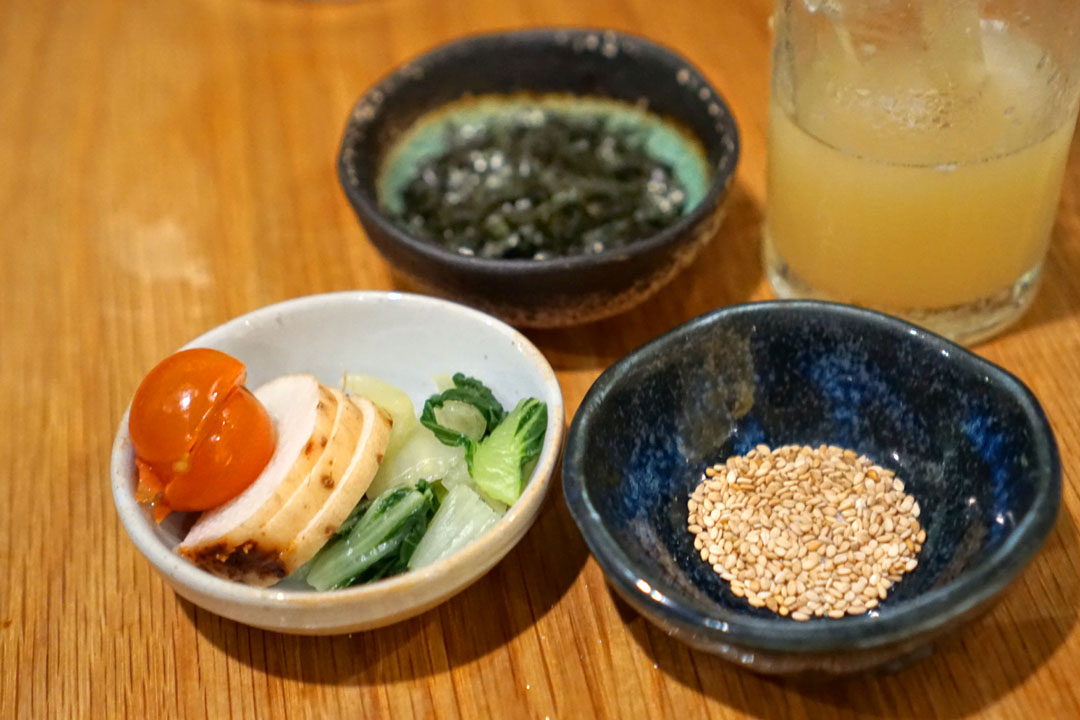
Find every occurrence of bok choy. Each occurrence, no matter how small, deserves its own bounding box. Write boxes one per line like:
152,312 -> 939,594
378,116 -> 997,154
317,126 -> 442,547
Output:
421,374 -> 547,505
305,481 -> 439,590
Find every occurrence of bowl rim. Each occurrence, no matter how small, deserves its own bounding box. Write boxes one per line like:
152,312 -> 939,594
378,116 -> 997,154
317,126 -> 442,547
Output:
563,299 -> 1061,653
336,26 -> 740,277
111,290 -> 565,615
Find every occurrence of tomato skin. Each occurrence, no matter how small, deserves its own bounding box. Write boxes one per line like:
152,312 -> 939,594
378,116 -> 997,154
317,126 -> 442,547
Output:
129,349 -> 246,466
162,386 -> 275,510
128,349 -> 275,519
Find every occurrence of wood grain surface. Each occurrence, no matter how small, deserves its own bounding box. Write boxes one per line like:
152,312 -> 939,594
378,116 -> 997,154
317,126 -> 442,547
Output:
3,0 -> 1080,717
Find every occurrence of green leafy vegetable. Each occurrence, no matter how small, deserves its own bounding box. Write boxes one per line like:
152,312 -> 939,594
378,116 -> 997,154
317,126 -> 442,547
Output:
408,484 -> 500,570
333,495 -> 372,539
305,481 -> 439,591
433,400 -> 488,442
470,398 -> 547,505
420,373 -> 506,465
420,374 -> 547,505
366,424 -> 471,498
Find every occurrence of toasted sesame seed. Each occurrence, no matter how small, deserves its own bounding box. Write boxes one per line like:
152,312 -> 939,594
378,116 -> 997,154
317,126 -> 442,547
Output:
688,444 -> 922,621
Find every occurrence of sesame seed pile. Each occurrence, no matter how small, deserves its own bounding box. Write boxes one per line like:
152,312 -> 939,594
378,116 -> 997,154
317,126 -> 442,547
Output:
687,444 -> 925,621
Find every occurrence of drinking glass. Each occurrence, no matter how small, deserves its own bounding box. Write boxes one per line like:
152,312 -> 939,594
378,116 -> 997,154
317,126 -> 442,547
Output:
764,0 -> 1080,343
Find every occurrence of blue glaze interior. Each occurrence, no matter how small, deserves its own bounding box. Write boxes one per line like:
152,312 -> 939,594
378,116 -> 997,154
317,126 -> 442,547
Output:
571,302 -> 1056,632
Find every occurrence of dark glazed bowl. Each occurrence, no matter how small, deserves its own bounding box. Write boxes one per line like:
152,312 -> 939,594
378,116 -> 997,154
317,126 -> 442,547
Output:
563,301 -> 1060,674
337,28 -> 739,327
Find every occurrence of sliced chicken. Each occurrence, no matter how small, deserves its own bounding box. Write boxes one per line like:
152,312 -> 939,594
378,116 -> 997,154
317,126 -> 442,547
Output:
282,393 -> 392,575
177,374 -> 337,582
244,388 -> 368,574
177,376 -> 394,587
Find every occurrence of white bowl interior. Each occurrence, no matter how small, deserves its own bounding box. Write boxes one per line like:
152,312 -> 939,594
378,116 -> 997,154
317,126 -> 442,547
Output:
111,291 -> 564,633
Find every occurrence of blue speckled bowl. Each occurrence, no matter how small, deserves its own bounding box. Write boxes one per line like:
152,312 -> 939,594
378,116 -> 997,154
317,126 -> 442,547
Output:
563,301 -> 1060,674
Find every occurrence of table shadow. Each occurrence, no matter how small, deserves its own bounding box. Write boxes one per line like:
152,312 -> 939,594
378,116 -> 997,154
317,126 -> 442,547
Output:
178,460 -> 589,686
617,507 -> 1079,719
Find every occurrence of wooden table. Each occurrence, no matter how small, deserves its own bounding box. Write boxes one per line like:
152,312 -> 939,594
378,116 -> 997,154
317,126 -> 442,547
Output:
3,0 -> 1079,717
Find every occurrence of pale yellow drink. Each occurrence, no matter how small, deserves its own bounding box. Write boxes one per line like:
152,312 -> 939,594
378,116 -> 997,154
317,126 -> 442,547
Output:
765,23 -> 1078,311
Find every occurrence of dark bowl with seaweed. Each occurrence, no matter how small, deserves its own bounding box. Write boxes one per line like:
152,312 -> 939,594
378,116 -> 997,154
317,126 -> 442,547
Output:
563,301 -> 1060,674
337,28 -> 739,327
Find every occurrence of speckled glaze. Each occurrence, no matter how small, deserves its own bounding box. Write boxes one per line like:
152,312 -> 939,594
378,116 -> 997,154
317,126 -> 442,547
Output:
337,28 -> 739,328
111,292 -> 565,634
563,301 -> 1060,674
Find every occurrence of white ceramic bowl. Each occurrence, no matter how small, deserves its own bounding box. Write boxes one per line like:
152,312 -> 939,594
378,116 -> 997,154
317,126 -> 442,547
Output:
111,291 -> 565,634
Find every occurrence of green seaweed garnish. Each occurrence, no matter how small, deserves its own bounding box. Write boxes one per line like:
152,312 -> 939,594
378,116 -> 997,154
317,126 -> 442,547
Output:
394,109 -> 688,259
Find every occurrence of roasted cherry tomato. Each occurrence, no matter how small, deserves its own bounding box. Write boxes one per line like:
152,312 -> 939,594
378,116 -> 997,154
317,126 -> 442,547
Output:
129,348 -> 275,521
